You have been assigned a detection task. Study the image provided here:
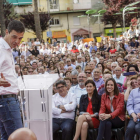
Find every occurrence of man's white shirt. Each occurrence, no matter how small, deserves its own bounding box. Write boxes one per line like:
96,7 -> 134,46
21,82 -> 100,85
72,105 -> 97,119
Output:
52,92 -> 76,120
0,38 -> 19,95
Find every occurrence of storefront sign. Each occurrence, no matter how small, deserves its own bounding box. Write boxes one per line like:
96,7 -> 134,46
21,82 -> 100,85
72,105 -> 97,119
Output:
52,31 -> 66,38
82,38 -> 94,43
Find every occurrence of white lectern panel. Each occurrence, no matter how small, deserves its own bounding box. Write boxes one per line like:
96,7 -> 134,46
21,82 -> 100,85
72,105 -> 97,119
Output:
19,74 -> 59,140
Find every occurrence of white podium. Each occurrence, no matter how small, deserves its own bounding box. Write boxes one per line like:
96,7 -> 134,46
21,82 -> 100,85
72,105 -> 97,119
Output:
18,74 -> 59,140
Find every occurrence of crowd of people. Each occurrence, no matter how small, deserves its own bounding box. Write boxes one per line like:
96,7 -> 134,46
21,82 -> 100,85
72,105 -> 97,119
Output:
10,24 -> 140,140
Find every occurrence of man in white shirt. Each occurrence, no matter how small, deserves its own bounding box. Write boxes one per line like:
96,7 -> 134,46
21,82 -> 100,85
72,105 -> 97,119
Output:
39,45 -> 48,55
53,80 -> 76,140
34,38 -> 40,46
0,20 -> 25,140
76,55 -> 85,70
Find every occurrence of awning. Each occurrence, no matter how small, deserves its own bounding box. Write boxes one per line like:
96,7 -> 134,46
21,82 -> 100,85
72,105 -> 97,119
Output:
52,31 -> 66,38
7,0 -> 32,5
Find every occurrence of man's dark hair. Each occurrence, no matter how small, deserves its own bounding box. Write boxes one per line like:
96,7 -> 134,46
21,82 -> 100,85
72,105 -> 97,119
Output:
22,67 -> 28,71
56,80 -> 67,88
7,20 -> 25,33
32,62 -> 37,65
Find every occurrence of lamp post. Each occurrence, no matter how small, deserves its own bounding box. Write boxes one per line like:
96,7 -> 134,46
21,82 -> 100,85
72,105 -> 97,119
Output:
122,1 -> 140,32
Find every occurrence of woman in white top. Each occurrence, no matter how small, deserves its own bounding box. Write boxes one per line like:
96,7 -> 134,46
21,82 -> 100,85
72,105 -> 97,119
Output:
128,26 -> 136,38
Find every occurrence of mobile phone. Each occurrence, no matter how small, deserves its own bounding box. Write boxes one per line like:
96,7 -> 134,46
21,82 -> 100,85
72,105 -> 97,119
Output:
123,72 -> 137,76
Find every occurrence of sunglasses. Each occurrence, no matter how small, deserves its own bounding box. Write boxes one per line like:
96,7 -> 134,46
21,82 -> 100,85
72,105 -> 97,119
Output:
123,65 -> 128,68
85,72 -> 91,74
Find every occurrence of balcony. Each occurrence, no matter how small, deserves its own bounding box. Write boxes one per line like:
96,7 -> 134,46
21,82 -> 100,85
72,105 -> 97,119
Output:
50,0 -> 59,12
73,0 -> 93,10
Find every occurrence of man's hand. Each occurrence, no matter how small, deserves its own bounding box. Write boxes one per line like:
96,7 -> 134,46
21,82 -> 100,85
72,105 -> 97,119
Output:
0,73 -> 11,87
131,113 -> 137,122
137,113 -> 140,119
61,110 -> 66,113
127,80 -> 131,88
59,105 -> 66,111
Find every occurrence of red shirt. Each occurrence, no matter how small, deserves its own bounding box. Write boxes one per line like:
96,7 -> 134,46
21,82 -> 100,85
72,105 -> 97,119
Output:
109,49 -> 117,54
86,98 -> 100,128
71,49 -> 79,53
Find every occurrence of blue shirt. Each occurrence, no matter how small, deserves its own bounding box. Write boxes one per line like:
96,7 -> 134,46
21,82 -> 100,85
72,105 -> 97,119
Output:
113,75 -> 125,85
68,84 -> 87,104
93,78 -> 104,89
64,64 -> 76,69
90,46 -> 97,53
12,50 -> 19,62
127,88 -> 140,115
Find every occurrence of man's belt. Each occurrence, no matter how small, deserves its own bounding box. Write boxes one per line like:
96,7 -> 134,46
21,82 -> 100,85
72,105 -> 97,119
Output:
0,94 -> 17,99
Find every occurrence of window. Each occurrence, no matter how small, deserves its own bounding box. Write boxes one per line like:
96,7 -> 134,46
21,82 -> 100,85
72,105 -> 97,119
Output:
73,17 -> 80,25
50,18 -> 60,25
73,0 -> 79,4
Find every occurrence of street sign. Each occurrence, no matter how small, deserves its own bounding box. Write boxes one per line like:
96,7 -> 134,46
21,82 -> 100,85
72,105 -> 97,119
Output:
46,31 -> 52,37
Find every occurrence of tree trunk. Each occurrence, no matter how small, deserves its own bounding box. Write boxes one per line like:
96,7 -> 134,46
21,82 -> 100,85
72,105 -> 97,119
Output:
33,0 -> 42,40
112,23 -> 117,38
0,0 -> 6,37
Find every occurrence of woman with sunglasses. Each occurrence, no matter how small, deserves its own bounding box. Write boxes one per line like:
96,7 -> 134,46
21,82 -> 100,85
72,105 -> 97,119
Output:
73,80 -> 101,140
84,66 -> 92,78
97,78 -> 125,140
122,62 -> 129,73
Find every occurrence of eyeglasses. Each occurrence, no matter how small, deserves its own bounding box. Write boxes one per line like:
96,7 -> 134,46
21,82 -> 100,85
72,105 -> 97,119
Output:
28,71 -> 33,73
56,86 -> 65,90
67,61 -> 70,62
123,65 -> 128,68
94,71 -> 100,73
111,56 -> 116,57
85,72 -> 91,74
78,76 -> 87,79
115,70 -> 121,71
112,66 -> 116,68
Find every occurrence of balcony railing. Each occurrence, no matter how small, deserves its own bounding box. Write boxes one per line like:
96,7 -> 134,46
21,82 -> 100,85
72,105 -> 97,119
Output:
50,2 -> 59,11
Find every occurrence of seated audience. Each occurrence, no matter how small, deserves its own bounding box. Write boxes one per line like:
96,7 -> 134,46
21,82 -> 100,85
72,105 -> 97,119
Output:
73,80 -> 101,140
97,78 -> 125,140
125,74 -> 140,140
52,80 -> 76,140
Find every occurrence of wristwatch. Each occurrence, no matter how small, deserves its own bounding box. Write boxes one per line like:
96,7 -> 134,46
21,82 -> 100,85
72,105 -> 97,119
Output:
57,105 -> 60,108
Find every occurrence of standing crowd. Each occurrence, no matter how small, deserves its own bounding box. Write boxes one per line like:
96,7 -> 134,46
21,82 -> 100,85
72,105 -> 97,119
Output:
11,25 -> 140,140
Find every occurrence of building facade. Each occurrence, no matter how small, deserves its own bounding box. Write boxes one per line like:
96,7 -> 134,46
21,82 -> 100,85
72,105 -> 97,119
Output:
8,0 -> 105,42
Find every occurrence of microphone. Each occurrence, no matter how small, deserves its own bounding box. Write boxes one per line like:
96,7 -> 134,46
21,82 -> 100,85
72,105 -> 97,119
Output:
18,46 -> 26,88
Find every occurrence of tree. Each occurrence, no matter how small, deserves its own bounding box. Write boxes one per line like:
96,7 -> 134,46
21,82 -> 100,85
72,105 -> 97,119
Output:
102,0 -> 138,38
20,12 -> 51,38
0,0 -> 6,37
33,0 -> 42,40
0,0 -> 19,36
